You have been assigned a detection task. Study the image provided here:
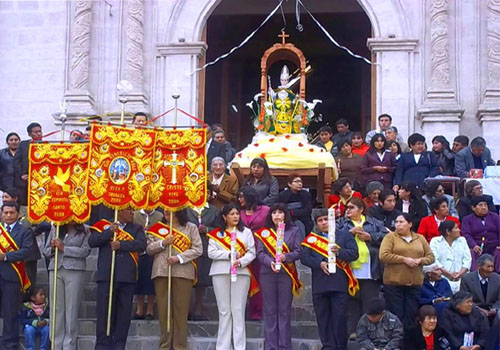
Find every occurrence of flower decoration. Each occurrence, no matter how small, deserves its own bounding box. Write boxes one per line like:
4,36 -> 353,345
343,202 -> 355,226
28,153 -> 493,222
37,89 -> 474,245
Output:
282,147 -> 288,152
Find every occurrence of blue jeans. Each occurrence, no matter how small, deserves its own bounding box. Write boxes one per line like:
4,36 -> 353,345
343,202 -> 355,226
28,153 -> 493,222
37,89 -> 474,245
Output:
24,325 -> 50,350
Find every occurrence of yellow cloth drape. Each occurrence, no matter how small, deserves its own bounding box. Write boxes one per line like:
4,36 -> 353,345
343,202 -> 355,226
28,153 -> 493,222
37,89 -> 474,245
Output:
350,215 -> 370,270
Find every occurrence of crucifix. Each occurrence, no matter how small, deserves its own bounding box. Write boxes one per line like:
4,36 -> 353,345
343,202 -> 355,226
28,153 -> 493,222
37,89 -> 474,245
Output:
278,30 -> 289,45
164,151 -> 185,184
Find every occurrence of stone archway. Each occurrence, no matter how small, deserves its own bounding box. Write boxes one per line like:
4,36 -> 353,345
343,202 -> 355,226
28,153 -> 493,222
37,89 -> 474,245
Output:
156,0 -> 418,138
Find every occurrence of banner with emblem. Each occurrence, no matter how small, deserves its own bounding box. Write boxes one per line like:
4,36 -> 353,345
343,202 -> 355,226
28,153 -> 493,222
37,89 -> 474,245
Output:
86,124 -> 157,209
147,128 -> 207,211
28,143 -> 91,224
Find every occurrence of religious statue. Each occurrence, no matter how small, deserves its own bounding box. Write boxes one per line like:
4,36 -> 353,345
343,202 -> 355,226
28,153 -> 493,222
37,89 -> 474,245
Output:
248,64 -> 320,135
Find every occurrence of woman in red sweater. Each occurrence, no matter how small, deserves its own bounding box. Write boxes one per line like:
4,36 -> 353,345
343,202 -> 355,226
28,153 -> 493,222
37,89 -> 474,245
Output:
418,197 -> 460,243
328,178 -> 363,217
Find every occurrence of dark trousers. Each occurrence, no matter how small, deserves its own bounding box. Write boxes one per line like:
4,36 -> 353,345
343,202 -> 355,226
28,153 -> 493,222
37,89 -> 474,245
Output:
248,260 -> 262,320
383,284 -> 420,330
0,278 -> 22,350
261,272 -> 293,350
95,281 -> 135,350
347,279 -> 382,334
313,291 -> 349,350
25,260 -> 38,288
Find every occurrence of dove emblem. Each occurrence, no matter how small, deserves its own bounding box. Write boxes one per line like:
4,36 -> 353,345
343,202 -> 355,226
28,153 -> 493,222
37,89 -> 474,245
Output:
53,167 -> 71,192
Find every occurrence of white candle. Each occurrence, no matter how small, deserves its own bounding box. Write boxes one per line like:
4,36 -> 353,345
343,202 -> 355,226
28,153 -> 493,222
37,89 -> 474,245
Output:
328,208 -> 336,273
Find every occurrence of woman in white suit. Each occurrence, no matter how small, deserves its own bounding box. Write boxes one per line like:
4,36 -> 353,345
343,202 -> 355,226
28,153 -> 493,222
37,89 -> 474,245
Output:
208,203 -> 256,350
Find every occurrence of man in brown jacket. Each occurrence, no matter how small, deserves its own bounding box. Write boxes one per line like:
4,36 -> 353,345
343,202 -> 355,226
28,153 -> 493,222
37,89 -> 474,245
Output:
208,157 -> 239,209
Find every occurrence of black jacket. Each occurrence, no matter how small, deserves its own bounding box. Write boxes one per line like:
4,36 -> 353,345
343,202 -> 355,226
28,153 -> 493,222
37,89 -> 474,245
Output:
89,222 -> 146,283
369,206 -> 403,231
394,152 -> 440,188
403,325 -> 450,350
440,305 -> 490,350
0,220 -> 33,283
433,149 -> 456,176
278,189 -> 313,232
300,227 -> 358,294
395,198 -> 429,229
13,140 -> 30,205
0,147 -> 15,192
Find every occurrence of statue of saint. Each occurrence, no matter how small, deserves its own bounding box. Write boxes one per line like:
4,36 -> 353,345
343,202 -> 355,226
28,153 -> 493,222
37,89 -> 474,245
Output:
266,65 -> 304,134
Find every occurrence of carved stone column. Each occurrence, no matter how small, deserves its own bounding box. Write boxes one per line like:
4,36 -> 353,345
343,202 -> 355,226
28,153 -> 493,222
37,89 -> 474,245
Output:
64,0 -> 96,115
478,0 -> 500,158
122,0 -> 148,112
154,42 -> 207,126
418,0 -> 463,140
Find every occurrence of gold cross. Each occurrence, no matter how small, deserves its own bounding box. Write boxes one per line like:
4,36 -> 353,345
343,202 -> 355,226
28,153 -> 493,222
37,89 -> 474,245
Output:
278,31 -> 289,45
164,151 -> 185,184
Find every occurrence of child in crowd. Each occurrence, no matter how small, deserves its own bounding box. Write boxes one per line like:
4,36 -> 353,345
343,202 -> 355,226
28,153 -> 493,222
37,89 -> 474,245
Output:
20,286 -> 50,350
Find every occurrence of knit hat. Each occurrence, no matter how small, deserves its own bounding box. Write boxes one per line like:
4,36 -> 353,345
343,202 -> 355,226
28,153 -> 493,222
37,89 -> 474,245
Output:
366,181 -> 384,195
471,195 -> 488,207
312,208 -> 329,223
452,291 -> 472,308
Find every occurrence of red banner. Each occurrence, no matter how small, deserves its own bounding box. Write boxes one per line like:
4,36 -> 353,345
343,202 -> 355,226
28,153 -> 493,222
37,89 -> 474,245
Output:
28,143 -> 91,224
86,124 -> 157,209
147,128 -> 207,211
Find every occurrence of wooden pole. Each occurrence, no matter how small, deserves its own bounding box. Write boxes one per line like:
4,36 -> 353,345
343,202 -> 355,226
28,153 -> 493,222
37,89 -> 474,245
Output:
107,210 -> 119,336
50,224 -> 60,350
167,211 -> 173,332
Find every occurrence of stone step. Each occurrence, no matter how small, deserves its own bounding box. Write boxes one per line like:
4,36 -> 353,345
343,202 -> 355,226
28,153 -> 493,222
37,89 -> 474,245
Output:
77,319 -> 319,339
76,335 -> 324,350
77,300 -> 317,322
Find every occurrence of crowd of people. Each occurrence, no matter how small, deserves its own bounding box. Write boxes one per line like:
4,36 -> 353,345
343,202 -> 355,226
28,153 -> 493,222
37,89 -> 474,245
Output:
0,113 -> 499,350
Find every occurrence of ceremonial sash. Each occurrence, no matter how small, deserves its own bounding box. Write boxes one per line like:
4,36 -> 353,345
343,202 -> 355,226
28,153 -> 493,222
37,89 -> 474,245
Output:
301,232 -> 360,296
90,220 -> 139,268
0,224 -> 31,292
207,229 -> 260,297
146,222 -> 198,285
254,227 -> 303,296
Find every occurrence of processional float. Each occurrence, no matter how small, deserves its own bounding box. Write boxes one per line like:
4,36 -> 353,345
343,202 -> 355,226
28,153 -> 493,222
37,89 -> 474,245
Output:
27,85 -> 208,349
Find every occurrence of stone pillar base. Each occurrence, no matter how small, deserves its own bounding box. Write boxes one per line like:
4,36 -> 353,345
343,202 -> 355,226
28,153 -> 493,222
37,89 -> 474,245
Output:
417,107 -> 463,143
64,91 -> 96,115
477,107 -> 500,160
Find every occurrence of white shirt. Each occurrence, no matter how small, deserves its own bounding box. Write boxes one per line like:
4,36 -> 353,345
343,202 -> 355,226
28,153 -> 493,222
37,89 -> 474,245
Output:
414,153 -> 421,164
377,152 -> 385,162
402,200 -> 410,213
429,236 -> 472,293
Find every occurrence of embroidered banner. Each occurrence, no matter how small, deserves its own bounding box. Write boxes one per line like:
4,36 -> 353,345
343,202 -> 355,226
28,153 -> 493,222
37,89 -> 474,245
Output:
86,124 -> 156,209
147,128 -> 207,211
28,143 -> 90,224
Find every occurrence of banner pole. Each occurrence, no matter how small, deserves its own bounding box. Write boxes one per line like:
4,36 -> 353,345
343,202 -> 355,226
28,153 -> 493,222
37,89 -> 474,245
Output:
107,209 -> 119,336
167,211 -> 173,332
50,224 -> 60,350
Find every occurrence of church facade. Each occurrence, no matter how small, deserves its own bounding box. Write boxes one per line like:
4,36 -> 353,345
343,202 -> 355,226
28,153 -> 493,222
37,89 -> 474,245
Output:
1,0 -> 499,158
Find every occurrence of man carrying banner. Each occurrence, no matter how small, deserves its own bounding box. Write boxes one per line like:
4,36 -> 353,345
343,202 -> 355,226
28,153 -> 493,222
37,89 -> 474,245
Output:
146,209 -> 202,350
89,208 -> 146,350
0,201 -> 33,350
300,208 -> 359,350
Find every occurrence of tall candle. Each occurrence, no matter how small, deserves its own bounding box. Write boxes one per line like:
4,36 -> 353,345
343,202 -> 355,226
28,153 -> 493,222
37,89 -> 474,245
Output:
230,229 -> 238,282
328,208 -> 336,273
275,222 -> 285,271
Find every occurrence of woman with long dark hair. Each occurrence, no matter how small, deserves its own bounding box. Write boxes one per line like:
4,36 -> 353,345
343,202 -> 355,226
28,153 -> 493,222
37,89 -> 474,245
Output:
0,132 -> 20,191
245,158 -> 279,206
255,203 -> 302,350
43,222 -> 91,349
395,182 -> 429,229
208,203 -> 256,350
237,186 -> 269,320
432,135 -> 455,176
361,133 -> 397,189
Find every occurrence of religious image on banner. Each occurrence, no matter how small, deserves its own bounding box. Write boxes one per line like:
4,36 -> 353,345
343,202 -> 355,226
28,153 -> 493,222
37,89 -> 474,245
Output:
28,143 -> 91,224
87,124 -> 157,209
148,128 -> 207,210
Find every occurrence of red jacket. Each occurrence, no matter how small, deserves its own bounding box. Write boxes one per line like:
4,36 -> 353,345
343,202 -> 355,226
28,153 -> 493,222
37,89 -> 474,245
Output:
417,215 -> 460,242
352,143 -> 370,156
328,191 -> 363,216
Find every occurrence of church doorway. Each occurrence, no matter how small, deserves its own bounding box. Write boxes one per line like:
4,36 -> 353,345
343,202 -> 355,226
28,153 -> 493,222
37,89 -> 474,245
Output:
203,0 -> 373,150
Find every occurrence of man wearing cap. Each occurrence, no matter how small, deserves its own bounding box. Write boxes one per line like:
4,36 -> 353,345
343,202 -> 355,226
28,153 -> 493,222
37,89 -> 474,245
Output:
300,208 -> 359,350
461,196 -> 500,272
